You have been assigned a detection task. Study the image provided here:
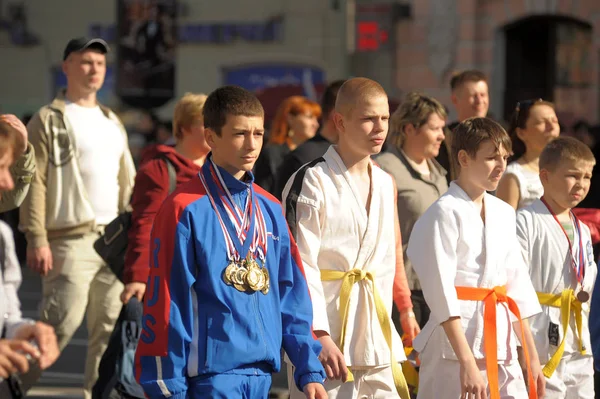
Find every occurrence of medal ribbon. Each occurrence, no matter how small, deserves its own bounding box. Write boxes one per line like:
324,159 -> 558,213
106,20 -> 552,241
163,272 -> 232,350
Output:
199,161 -> 256,262
252,202 -> 268,262
540,197 -> 585,285
210,162 -> 252,240
199,160 -> 268,263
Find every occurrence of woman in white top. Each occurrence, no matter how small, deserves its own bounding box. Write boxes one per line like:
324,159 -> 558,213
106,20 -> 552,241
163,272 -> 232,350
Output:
497,99 -> 560,209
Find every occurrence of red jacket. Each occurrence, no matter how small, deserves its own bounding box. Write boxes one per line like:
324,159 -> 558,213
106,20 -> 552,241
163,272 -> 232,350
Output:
573,208 -> 600,246
123,144 -> 202,284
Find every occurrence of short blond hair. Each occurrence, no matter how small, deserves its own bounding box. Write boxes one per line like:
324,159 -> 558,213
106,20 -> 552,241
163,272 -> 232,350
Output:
540,136 -> 596,172
335,77 -> 387,116
389,92 -> 447,149
173,92 -> 208,140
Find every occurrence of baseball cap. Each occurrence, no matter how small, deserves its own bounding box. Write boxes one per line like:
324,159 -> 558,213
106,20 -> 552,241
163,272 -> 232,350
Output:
63,37 -> 110,60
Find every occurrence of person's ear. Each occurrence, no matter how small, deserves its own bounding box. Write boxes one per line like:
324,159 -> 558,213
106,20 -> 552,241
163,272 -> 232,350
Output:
205,127 -> 218,149
457,149 -> 470,169
332,111 -> 345,135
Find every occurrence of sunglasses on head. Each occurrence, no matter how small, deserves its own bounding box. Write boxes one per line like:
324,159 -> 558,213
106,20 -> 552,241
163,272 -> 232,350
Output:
514,98 -> 543,121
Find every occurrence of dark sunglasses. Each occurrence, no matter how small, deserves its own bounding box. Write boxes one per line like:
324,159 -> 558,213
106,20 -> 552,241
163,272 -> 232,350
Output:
514,98 -> 543,121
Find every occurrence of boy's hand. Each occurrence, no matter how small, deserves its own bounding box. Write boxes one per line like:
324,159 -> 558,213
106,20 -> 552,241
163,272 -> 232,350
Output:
303,382 -> 327,399
529,357 -> 546,398
316,333 -> 349,381
459,360 -> 486,399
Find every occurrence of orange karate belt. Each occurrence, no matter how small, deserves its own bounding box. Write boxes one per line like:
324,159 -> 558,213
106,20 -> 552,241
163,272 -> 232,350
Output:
455,285 -> 537,399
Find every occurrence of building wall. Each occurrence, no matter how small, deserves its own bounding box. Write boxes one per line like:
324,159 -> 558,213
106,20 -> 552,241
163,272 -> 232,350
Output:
0,0 -> 347,118
393,0 -> 600,124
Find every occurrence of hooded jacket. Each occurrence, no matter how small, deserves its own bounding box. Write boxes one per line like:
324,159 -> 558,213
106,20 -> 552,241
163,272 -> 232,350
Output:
124,144 -> 202,284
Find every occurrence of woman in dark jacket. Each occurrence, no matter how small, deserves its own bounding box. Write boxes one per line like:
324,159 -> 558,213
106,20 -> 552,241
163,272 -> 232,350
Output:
254,96 -> 320,194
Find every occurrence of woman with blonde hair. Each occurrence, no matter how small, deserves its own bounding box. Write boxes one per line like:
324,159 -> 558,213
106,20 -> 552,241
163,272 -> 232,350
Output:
496,99 -> 560,209
254,95 -> 320,194
121,92 -> 210,303
375,91 -> 448,330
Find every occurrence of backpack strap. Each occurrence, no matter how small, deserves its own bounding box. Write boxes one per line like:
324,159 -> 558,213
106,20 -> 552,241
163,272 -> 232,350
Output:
164,157 -> 177,194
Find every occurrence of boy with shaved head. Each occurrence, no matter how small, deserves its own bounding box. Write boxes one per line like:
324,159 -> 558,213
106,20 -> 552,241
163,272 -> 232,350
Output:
283,77 -> 415,399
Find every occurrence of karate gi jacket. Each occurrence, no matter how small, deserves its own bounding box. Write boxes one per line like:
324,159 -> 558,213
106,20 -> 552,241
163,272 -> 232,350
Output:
283,147 -> 407,367
517,199 -> 597,362
407,182 -> 541,362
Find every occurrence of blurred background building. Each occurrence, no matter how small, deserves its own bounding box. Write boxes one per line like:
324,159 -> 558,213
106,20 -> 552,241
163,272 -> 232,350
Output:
1,0 -> 599,127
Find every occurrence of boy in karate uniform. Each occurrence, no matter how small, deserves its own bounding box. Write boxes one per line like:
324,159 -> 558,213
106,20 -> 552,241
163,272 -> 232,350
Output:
135,86 -> 327,399
516,136 -> 597,398
407,117 -> 545,399
283,77 -> 418,399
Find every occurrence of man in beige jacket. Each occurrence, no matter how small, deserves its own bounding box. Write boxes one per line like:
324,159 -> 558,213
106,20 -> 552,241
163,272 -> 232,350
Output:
19,37 -> 136,399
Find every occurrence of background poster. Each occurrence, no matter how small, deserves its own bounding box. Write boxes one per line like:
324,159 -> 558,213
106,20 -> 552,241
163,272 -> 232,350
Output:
223,63 -> 326,123
116,0 -> 177,109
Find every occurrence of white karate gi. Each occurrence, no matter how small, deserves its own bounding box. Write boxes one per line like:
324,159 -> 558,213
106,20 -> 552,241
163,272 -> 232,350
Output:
517,199 -> 597,399
282,147 -> 405,399
407,182 -> 541,399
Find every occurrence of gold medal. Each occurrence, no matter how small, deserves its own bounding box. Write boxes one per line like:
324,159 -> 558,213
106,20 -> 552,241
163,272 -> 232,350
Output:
245,256 -> 264,291
246,267 -> 264,291
233,267 -> 248,292
223,262 -> 237,285
261,267 -> 270,294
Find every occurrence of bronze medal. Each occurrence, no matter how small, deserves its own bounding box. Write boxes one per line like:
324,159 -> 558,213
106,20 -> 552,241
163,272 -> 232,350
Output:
577,290 -> 590,303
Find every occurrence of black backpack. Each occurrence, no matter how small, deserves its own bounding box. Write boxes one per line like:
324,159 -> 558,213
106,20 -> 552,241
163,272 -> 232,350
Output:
92,156 -> 177,399
92,297 -> 145,399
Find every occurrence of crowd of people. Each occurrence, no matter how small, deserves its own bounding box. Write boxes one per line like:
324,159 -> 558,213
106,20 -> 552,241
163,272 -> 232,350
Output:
0,35 -> 600,399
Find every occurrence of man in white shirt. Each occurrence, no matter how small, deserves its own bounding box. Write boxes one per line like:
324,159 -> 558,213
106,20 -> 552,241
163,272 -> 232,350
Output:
19,37 -> 136,399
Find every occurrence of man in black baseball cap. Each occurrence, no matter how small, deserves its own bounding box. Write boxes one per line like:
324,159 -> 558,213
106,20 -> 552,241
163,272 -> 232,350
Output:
18,33 -> 136,399
63,37 -> 110,60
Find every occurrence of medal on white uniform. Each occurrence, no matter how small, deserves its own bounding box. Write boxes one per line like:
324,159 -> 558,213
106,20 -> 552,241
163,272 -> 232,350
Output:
541,197 -> 588,302
199,159 -> 270,294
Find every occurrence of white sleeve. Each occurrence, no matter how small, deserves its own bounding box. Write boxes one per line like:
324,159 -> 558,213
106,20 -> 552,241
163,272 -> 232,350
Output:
282,173 -> 331,334
407,204 -> 461,324
0,222 -> 34,338
506,213 -> 541,320
515,210 -> 532,272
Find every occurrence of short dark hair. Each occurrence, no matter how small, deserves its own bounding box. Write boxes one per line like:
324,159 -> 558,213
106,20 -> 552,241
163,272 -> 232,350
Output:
320,80 -> 346,120
203,86 -> 264,135
540,136 -> 596,172
450,70 -> 487,91
451,117 -> 511,167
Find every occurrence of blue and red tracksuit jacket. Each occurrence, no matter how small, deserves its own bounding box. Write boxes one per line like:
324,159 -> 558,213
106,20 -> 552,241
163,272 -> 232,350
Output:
135,163 -> 325,398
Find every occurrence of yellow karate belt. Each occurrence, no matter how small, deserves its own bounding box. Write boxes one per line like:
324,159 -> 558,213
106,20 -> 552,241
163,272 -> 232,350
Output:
321,269 -> 410,399
402,344 -> 419,396
536,289 -> 586,378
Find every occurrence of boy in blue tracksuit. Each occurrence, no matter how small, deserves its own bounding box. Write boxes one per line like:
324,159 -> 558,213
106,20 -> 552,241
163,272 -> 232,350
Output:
135,86 -> 327,399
